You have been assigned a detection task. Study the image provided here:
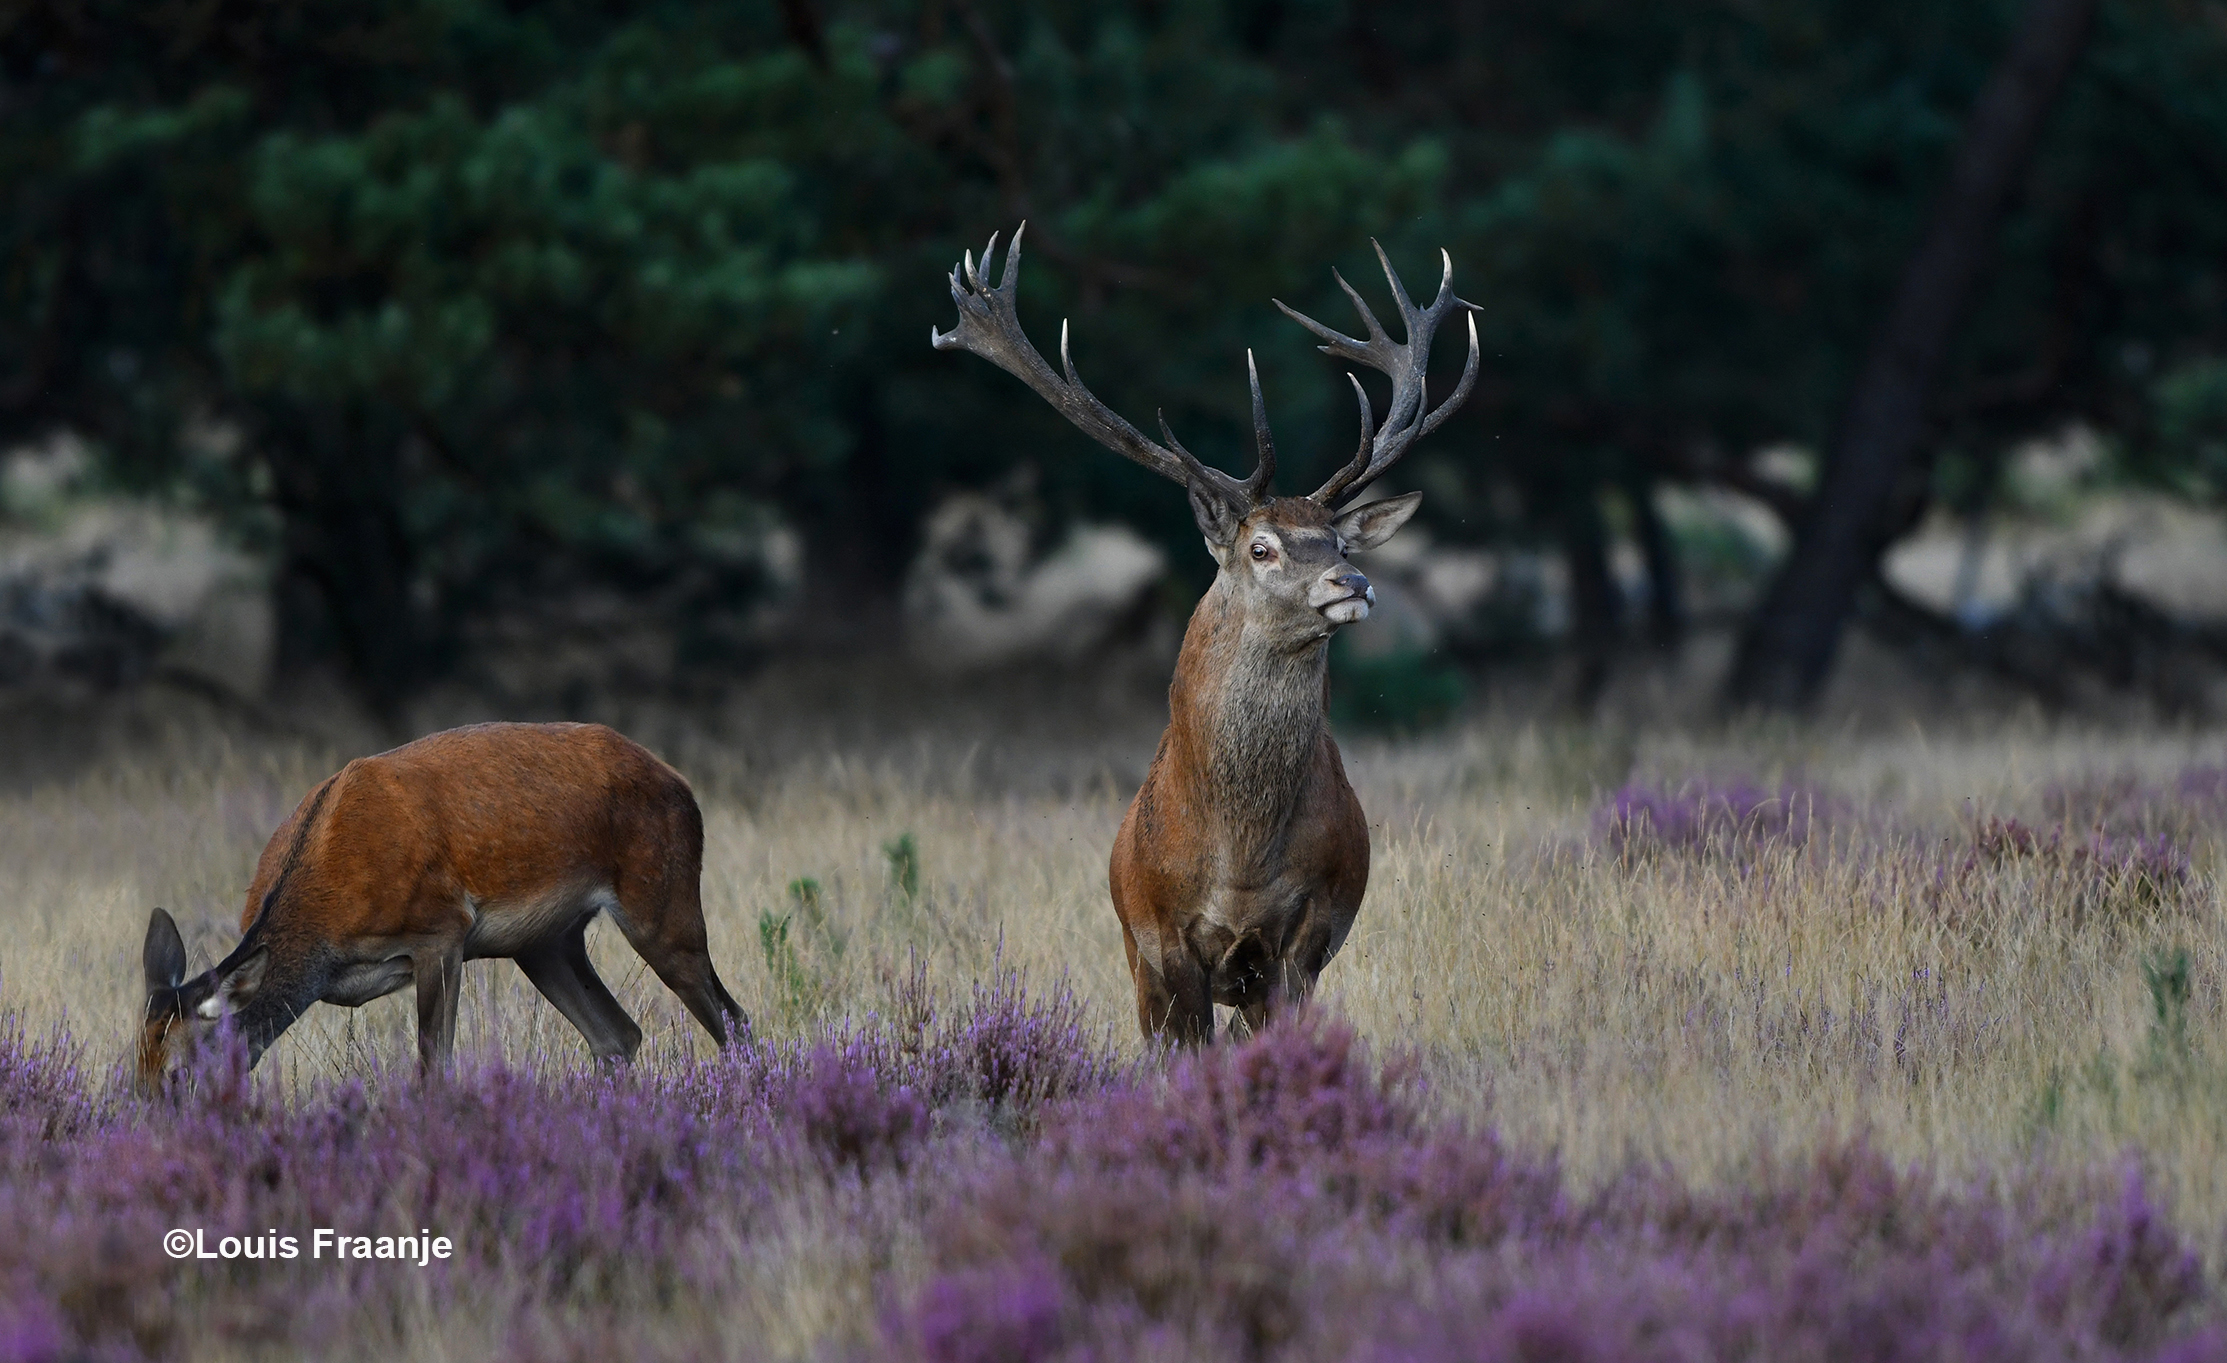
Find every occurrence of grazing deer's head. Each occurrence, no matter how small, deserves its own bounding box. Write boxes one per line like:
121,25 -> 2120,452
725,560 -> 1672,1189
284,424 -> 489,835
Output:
931,225 -> 1476,650
138,907 -> 267,1092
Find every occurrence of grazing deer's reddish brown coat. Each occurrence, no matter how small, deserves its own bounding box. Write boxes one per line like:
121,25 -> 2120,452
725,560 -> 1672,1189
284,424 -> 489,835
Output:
935,225 -> 1479,1042
137,722 -> 745,1089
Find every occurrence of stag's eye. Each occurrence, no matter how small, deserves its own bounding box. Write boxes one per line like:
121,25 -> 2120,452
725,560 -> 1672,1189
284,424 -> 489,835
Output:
1249,542 -> 1271,562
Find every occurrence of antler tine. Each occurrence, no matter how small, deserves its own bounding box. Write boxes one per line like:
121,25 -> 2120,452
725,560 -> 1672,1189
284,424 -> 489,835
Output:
932,222 -> 1202,492
1157,411 -> 1248,505
1243,350 -> 1277,500
1334,269 -> 1393,347
1154,411 -> 1203,477
1070,326 -> 1251,505
1416,312 -> 1481,443
1312,372 -> 1378,505
979,230 -> 1001,289
1370,238 -> 1417,325
1273,285 -> 1377,368
1299,245 -> 1484,507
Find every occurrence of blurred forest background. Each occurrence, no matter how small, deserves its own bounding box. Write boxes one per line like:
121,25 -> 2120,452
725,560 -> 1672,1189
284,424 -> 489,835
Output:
6,0 -> 2227,730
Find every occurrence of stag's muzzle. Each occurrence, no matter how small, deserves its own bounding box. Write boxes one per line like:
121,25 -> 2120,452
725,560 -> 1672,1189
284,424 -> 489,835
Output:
1315,568 -> 1374,625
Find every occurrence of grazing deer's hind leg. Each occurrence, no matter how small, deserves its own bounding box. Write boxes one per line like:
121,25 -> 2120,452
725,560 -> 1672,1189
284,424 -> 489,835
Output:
609,888 -> 748,1047
515,916 -> 643,1062
602,803 -> 748,1047
413,947 -> 463,1073
634,941 -> 746,1047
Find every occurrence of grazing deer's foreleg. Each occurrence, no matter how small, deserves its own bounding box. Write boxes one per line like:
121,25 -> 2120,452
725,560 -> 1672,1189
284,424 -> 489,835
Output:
515,917 -> 643,1062
413,947 -> 463,1073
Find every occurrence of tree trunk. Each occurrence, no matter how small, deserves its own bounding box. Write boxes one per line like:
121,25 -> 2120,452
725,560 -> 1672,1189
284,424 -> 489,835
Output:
1628,476 -> 1684,651
776,0 -> 827,67
1559,480 -> 1619,711
1725,0 -> 2098,709
266,406 -> 427,719
787,378 -> 912,650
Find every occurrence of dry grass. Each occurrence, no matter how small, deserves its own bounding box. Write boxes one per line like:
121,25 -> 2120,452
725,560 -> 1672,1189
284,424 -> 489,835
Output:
3,680 -> 2223,1236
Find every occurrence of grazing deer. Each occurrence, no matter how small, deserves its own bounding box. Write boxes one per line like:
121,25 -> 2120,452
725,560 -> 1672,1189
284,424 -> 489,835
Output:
137,722 -> 746,1090
934,225 -> 1478,1043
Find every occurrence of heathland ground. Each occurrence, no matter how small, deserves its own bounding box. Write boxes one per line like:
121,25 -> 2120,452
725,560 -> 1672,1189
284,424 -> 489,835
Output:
0,660 -> 2222,1358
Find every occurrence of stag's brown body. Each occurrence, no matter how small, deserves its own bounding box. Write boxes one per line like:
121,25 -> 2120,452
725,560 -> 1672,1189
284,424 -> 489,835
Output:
138,722 -> 745,1088
936,225 -> 1479,1042
1111,513 -> 1373,1041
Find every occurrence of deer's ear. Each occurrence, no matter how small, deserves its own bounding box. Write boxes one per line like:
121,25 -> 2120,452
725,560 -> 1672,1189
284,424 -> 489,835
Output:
144,909 -> 186,993
1332,491 -> 1422,552
1188,481 -> 1243,553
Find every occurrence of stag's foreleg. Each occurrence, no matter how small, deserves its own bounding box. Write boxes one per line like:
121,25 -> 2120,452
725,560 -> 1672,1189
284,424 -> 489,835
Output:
1235,957 -> 1318,1038
1233,895 -> 1355,1038
1122,921 -> 1213,1047
1139,952 -> 1214,1047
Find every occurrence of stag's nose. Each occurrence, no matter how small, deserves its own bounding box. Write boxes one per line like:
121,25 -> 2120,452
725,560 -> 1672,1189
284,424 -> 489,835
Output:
1313,567 -> 1375,624
1329,568 -> 1373,605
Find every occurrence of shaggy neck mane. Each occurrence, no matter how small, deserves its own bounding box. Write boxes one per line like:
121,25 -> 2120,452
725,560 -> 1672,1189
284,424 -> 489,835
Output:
1167,574 -> 1330,866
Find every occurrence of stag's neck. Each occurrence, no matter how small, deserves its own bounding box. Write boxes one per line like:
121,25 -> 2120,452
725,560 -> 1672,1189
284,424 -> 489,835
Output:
1166,577 -> 1331,861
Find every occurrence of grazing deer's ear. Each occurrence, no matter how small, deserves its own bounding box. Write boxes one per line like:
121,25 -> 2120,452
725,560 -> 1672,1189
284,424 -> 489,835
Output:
1332,491 -> 1422,552
144,909 -> 186,993
216,948 -> 269,1010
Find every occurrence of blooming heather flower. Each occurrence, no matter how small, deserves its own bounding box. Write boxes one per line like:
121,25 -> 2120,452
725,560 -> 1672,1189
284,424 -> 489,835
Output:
0,991 -> 2216,1359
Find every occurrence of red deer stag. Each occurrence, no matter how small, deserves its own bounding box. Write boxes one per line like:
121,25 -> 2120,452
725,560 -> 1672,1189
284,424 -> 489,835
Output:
137,722 -> 746,1089
933,226 -> 1478,1043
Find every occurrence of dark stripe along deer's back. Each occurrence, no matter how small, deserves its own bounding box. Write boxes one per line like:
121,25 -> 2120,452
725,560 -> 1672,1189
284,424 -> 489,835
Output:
138,721 -> 746,1088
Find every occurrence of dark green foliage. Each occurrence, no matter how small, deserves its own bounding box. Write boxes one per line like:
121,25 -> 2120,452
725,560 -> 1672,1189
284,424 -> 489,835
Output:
883,831 -> 920,901
788,875 -> 844,959
2144,945 -> 2193,1068
7,2 -> 2227,701
1328,640 -> 1467,734
756,907 -> 817,1016
2151,359 -> 2227,497
758,876 -> 846,1017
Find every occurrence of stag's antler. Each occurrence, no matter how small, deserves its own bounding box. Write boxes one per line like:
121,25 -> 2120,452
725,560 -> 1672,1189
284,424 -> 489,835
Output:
1277,242 -> 1480,508
931,224 -> 1266,514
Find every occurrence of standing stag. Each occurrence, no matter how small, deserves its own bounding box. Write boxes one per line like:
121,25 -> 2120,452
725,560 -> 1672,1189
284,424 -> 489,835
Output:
137,722 -> 746,1089
934,226 -> 1478,1043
